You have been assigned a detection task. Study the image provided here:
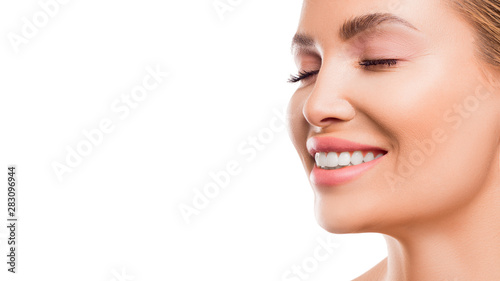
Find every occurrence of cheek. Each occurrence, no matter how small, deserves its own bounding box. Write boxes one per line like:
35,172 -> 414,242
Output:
358,53 -> 482,154
286,89 -> 311,164
363,56 -> 497,214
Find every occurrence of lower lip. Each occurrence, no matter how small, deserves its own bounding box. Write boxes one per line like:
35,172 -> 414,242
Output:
310,154 -> 386,187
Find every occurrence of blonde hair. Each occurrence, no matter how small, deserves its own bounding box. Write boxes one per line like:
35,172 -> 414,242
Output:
448,0 -> 500,69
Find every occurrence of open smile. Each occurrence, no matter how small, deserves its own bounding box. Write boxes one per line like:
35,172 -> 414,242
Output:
307,136 -> 388,186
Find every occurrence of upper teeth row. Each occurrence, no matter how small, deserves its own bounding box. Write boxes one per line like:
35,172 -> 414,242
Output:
315,151 -> 384,169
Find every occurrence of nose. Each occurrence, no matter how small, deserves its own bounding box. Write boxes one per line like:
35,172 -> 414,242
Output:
302,69 -> 356,128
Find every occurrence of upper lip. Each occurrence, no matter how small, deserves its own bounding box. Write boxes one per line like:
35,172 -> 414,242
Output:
306,136 -> 387,157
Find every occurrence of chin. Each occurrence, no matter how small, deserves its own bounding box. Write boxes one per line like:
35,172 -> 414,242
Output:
314,198 -> 382,234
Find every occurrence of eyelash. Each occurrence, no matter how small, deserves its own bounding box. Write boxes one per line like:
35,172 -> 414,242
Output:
287,59 -> 399,83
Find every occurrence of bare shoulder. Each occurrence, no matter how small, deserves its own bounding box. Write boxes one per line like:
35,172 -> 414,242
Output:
352,257 -> 387,281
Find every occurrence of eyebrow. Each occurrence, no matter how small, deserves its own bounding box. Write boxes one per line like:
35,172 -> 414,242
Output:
291,12 -> 419,53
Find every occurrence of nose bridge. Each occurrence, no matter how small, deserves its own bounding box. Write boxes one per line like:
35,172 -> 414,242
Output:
302,57 -> 356,127
313,58 -> 346,97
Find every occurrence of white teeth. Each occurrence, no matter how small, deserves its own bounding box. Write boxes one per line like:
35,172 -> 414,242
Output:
314,151 -> 385,170
318,152 -> 327,165
326,152 -> 338,167
364,152 -> 374,162
351,151 -> 363,165
338,152 -> 351,166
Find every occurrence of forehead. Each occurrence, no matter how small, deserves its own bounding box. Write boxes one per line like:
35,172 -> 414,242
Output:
292,13 -> 419,50
294,0 -> 471,54
297,0 -> 413,29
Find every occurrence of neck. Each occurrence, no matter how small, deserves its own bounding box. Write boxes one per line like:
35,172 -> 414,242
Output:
382,172 -> 500,281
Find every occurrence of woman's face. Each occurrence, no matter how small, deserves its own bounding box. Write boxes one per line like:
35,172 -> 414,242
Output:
287,0 -> 500,234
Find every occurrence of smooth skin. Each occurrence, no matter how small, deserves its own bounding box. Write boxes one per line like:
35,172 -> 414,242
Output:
287,0 -> 500,280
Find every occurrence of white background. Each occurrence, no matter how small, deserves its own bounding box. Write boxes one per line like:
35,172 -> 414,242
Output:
0,0 -> 386,280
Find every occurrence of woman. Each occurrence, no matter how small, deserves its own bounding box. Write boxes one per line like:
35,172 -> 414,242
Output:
286,0 -> 500,280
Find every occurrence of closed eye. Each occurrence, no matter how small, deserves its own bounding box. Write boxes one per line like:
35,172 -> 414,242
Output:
287,69 -> 319,83
287,59 -> 399,83
358,59 -> 399,69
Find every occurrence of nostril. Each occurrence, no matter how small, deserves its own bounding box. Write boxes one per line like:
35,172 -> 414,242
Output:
303,98 -> 356,127
320,117 -> 342,123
